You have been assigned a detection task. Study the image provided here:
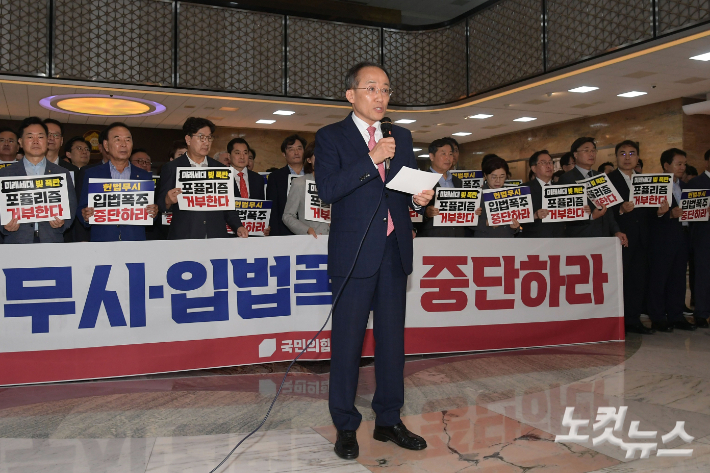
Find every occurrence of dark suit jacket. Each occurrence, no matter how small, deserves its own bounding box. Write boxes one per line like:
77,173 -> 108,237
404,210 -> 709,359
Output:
78,162 -> 154,242
649,179 -> 685,245
56,159 -> 79,174
417,174 -> 467,238
686,172 -> 710,243
558,167 -> 620,237
266,165 -> 296,236
315,112 -> 422,278
157,154 -> 243,240
608,169 -> 653,250
235,168 -> 266,200
521,178 -> 566,238
0,159 -> 77,243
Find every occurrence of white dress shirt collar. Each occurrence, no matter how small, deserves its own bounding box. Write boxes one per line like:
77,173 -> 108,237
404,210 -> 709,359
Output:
536,177 -> 551,187
706,170 -> 710,179
186,153 -> 208,168
575,165 -> 594,178
352,113 -> 382,146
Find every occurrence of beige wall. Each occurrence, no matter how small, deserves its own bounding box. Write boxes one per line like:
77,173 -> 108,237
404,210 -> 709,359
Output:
458,99 -> 697,181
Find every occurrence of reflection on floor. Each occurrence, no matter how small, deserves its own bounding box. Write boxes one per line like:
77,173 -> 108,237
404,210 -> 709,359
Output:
2,328 -> 710,472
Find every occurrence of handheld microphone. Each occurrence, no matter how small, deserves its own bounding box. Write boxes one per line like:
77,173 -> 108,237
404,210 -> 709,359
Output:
381,117 -> 392,177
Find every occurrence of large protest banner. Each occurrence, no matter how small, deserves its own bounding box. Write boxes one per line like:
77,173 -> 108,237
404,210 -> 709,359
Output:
0,174 -> 72,224
87,178 -> 154,225
0,237 -> 623,385
176,167 -> 233,211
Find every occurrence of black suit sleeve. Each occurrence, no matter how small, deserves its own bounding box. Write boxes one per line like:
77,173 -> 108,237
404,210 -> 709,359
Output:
157,161 -> 176,213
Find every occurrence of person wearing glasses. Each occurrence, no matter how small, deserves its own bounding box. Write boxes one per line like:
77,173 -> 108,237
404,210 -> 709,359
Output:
558,137 -> 627,245
158,117 -> 247,240
473,156 -> 520,238
64,137 -> 92,169
130,148 -> 152,173
43,119 -> 79,174
521,150 -> 565,238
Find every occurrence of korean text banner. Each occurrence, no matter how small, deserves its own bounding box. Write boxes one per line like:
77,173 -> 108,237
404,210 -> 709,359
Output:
631,173 -> 673,208
232,198 -> 272,235
304,180 -> 331,223
577,174 -> 622,209
680,189 -> 710,222
542,184 -> 588,222
450,170 -> 484,189
483,186 -> 534,226
176,167 -> 233,211
0,174 -> 71,225
88,178 -> 155,226
0,236 -> 623,386
433,188 -> 481,226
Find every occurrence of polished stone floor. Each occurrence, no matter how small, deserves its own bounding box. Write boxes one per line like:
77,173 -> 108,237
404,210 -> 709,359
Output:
1,324 -> 709,472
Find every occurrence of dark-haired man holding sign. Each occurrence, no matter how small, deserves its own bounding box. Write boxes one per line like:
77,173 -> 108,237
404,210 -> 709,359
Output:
315,62 -> 433,460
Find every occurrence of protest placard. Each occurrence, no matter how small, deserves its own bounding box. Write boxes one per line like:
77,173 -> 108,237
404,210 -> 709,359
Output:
450,170 -> 484,188
680,188 -> 710,222
483,186 -> 534,226
230,198 -> 271,236
542,184 -> 588,222
433,188 -> 481,226
577,173 -> 622,209
0,174 -> 71,224
304,180 -> 331,223
631,173 -> 673,207
87,178 -> 154,225
176,167 -> 233,211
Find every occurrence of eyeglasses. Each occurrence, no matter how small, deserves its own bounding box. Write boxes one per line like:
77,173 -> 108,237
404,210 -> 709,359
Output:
72,146 -> 90,152
488,174 -> 507,181
578,148 -> 597,154
0,138 -> 16,144
536,160 -> 554,166
191,134 -> 214,143
48,133 -> 62,139
132,159 -> 152,166
354,86 -> 393,97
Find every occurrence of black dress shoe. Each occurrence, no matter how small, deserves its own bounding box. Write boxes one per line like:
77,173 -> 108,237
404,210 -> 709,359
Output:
651,322 -> 674,332
334,430 -> 359,460
695,318 -> 709,328
373,422 -> 427,451
625,323 -> 655,334
674,320 -> 697,331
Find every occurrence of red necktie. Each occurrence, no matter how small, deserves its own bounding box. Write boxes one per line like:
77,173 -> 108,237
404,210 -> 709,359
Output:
367,126 -> 393,236
238,171 -> 248,198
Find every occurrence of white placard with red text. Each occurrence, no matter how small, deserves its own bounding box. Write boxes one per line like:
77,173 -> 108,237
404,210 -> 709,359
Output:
483,186 -> 534,226
631,173 -> 673,208
433,188 -> 481,226
230,198 -> 271,236
0,174 -> 71,225
680,189 -> 710,222
87,178 -> 154,225
176,167 -> 233,211
542,184 -> 588,222
577,173 -> 622,209
0,236 -> 623,385
304,180 -> 331,223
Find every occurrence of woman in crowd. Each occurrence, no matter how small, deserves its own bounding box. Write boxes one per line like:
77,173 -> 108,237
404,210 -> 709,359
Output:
282,141 -> 330,238
474,156 -> 520,238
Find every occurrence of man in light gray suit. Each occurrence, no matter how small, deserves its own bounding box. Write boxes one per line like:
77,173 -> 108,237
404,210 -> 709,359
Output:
0,117 -> 76,244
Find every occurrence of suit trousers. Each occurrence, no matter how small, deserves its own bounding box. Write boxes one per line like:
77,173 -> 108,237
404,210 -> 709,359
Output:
621,244 -> 648,326
647,234 -> 688,323
692,229 -> 710,320
329,231 -> 407,431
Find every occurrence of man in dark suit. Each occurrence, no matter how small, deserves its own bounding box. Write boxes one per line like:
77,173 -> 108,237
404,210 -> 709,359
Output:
607,140 -> 656,334
647,148 -> 696,332
685,149 -> 710,328
78,123 -> 158,241
158,117 -> 247,240
0,117 -> 76,244
522,150 -> 565,238
558,137 -> 627,245
417,138 -> 466,237
315,62 -> 434,460
228,138 -> 266,200
266,134 -> 306,236
43,119 -> 79,175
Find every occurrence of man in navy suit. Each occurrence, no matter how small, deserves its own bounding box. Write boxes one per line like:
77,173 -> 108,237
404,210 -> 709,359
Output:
266,134 -> 306,236
78,123 -> 158,241
315,62 -> 434,460
0,117 -> 76,243
521,150 -> 566,238
686,149 -> 710,328
647,148 -> 696,332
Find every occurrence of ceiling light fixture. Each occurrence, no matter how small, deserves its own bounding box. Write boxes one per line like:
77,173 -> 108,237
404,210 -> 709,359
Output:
690,52 -> 710,61
452,132 -> 472,136
413,148 -> 422,152
513,117 -> 537,122
617,91 -> 647,97
395,119 -> 416,124
256,119 -> 276,124
273,110 -> 295,115
468,114 -> 493,119
568,86 -> 599,93
418,154 -> 430,158
39,94 -> 165,117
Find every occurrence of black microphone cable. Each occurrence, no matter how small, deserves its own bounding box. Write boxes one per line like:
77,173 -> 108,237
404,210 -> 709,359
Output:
208,183 -> 387,473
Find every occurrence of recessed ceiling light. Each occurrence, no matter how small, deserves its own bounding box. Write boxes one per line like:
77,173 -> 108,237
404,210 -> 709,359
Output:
39,94 -> 165,117
468,114 -> 493,119
413,148 -> 422,152
513,117 -> 537,122
569,86 -> 599,93
418,154 -> 430,158
273,110 -> 295,115
617,91 -> 647,98
395,119 -> 416,124
452,132 -> 472,136
256,119 -> 276,124
690,52 -> 710,61
219,106 -> 238,111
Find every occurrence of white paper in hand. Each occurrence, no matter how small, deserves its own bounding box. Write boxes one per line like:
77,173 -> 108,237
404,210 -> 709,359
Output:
386,167 -> 441,195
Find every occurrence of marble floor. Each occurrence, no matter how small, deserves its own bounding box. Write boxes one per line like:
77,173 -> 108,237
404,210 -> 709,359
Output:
1,325 -> 709,472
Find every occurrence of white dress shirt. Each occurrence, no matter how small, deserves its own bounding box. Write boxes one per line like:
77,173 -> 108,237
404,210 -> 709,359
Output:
536,177 -> 551,187
187,153 -> 209,168
706,170 -> 710,180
